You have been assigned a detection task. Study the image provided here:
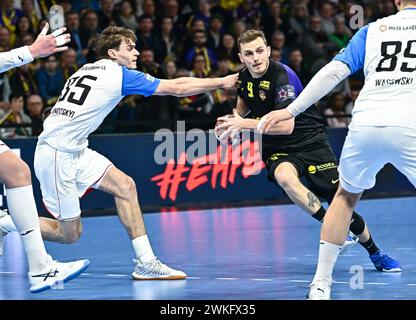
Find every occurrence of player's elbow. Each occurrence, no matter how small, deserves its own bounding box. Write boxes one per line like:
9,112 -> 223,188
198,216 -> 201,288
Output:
157,79 -> 187,96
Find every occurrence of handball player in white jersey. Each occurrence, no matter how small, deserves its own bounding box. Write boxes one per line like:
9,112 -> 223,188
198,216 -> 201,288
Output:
258,0 -> 416,299
0,26 -> 237,280
0,23 -> 89,293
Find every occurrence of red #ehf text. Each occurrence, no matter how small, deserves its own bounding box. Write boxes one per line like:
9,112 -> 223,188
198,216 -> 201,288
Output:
150,140 -> 264,201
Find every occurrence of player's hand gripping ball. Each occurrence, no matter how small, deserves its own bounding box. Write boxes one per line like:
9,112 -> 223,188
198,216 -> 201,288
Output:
214,114 -> 235,144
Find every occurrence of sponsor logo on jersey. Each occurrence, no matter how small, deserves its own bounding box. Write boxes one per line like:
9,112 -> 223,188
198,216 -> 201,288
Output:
276,85 -> 295,102
308,165 -> 317,174
387,25 -> 416,31
145,74 -> 155,82
259,90 -> 266,100
379,25 -> 387,32
259,80 -> 270,90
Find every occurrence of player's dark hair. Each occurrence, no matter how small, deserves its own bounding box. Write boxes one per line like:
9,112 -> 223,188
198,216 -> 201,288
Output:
237,29 -> 268,51
92,26 -> 137,58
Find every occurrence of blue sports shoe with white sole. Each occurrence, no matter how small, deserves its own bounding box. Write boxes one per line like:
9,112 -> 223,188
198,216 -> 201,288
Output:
370,250 -> 401,272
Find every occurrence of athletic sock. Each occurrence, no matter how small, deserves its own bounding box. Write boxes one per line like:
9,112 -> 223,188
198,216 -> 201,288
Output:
6,185 -> 48,274
132,234 -> 156,263
312,240 -> 342,283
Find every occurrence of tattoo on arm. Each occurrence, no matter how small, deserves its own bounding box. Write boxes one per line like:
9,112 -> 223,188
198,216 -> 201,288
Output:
307,192 -> 320,209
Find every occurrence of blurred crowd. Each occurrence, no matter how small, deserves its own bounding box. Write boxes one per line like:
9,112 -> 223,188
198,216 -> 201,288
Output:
0,0 -> 398,137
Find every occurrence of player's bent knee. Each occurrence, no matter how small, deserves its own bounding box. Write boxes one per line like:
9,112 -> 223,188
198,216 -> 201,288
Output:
62,229 -> 82,244
117,175 -> 137,199
336,186 -> 361,207
2,159 -> 32,187
274,168 -> 297,190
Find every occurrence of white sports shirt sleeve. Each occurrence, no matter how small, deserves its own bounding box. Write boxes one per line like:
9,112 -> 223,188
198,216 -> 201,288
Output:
38,59 -> 160,152
0,46 -> 33,73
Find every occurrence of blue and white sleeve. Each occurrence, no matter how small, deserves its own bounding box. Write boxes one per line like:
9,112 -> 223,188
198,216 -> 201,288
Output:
333,25 -> 369,74
121,67 -> 161,97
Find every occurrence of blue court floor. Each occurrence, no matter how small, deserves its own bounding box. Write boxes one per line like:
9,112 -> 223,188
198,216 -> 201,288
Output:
1,196 -> 416,300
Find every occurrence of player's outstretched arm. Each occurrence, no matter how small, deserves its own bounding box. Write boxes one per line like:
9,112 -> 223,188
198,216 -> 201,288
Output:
258,60 -> 351,133
0,23 -> 70,74
155,73 -> 238,97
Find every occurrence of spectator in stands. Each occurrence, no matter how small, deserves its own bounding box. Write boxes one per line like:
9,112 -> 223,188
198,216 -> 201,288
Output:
60,48 -> 79,80
234,0 -> 261,28
163,59 -> 177,79
270,31 -> 289,65
232,19 -> 247,39
163,0 -> 185,36
115,0 -> 139,32
142,0 -> 156,22
319,2 -> 336,35
263,0 -> 284,40
270,48 -> 281,62
97,0 -> 116,30
286,3 -> 309,46
298,15 -> 338,68
26,94 -> 44,136
324,92 -> 349,128
14,15 -> 36,47
66,11 -> 86,65
187,0 -> 212,30
0,93 -> 32,138
185,29 -> 217,74
21,0 -> 41,33
136,14 -> 160,56
329,16 -> 351,51
9,63 -> 38,98
207,14 -> 224,50
35,55 -> 65,106
0,27 -> 11,51
79,10 -> 99,62
0,0 -> 24,45
217,33 -> 242,72
288,49 -> 309,86
156,16 -> 178,63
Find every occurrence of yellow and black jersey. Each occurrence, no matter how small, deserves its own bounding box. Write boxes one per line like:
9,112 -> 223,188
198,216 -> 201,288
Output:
238,60 -> 327,151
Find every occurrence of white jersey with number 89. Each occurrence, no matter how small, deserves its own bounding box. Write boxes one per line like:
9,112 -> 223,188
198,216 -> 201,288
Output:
333,9 -> 416,128
38,59 -> 160,152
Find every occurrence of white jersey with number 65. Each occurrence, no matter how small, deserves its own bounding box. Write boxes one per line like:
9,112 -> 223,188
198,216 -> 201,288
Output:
333,9 -> 416,128
38,59 -> 160,152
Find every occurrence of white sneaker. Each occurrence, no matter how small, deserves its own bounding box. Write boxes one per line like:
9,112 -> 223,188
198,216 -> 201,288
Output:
132,257 -> 187,280
307,278 -> 332,300
339,231 -> 359,255
28,255 -> 90,293
0,209 -> 9,257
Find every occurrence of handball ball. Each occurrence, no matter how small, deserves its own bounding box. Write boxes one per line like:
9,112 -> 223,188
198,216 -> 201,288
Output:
214,114 -> 234,144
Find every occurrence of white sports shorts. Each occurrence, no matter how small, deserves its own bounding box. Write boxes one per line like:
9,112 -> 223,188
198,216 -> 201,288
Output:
0,140 -> 10,155
339,125 -> 416,193
34,142 -> 113,220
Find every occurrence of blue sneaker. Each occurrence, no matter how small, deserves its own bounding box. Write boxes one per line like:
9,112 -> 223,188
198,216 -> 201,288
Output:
369,250 -> 401,272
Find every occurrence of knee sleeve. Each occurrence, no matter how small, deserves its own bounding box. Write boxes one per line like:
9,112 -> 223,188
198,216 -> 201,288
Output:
349,211 -> 365,235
